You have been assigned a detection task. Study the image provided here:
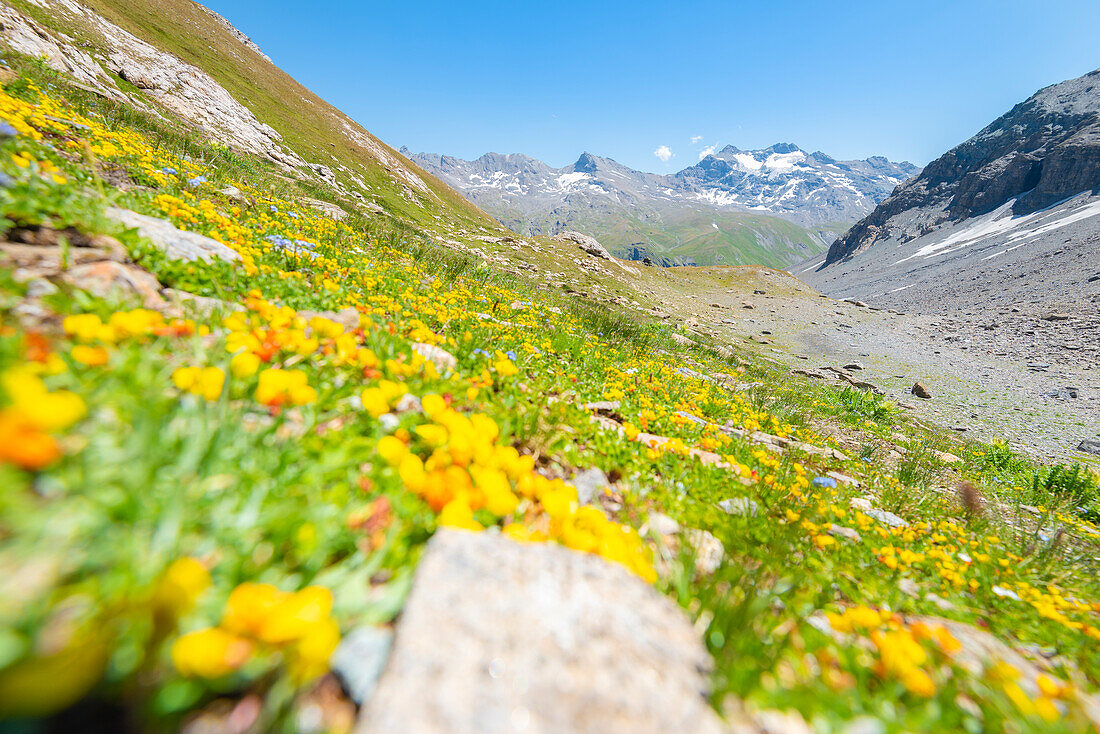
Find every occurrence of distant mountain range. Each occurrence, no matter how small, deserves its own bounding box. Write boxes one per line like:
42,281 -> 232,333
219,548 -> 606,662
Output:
403,144 -> 919,268
803,67 -> 1100,317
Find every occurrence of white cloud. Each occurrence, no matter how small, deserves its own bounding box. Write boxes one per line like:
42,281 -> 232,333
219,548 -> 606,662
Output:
653,145 -> 674,162
690,135 -> 704,144
698,145 -> 717,160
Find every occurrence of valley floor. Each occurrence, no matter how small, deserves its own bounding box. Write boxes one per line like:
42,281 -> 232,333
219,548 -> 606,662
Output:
631,267 -> 1100,462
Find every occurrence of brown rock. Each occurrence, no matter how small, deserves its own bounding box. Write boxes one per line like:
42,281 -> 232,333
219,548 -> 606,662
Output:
62,261 -> 165,309
911,381 -> 932,399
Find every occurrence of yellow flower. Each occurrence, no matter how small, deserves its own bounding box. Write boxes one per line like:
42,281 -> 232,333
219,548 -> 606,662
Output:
71,345 -> 108,366
377,435 -> 408,466
172,366 -> 225,401
230,351 -> 261,378
171,628 -> 252,678
438,500 -> 483,531
255,368 -> 316,407
153,558 -> 211,617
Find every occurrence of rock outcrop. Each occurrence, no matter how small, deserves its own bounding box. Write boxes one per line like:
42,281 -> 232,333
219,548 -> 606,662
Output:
825,68 -> 1100,266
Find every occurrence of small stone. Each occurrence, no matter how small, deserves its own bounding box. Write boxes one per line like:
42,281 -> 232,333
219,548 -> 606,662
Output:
827,471 -> 859,487
572,467 -> 610,505
911,381 -> 932,399
827,524 -> 862,543
865,508 -> 908,528
644,512 -> 681,537
331,626 -> 394,706
843,362 -> 865,371
411,342 -> 457,373
685,529 -> 724,574
1077,439 -> 1100,456
933,450 -> 962,464
1042,313 -> 1071,321
393,394 -> 422,414
718,497 -> 759,516
582,400 -> 621,414
62,261 -> 165,309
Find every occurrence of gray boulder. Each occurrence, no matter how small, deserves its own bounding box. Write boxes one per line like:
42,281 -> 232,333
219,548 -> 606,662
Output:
356,529 -> 723,734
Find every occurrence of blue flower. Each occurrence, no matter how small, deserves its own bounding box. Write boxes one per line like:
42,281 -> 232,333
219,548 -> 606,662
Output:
269,205 -> 279,213
812,476 -> 837,489
288,211 -> 300,220
187,175 -> 207,187
506,350 -> 516,361
471,348 -> 490,358
161,167 -> 177,176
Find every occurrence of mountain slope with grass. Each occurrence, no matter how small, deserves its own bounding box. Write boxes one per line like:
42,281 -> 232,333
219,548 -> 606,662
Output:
0,3 -> 1099,734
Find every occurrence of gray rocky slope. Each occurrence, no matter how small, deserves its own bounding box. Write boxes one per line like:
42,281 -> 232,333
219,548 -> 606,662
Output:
821,67 -> 1100,268
403,145 -> 917,267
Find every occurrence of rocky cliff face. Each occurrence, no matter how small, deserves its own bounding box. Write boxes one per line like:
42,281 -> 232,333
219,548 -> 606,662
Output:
825,68 -> 1100,266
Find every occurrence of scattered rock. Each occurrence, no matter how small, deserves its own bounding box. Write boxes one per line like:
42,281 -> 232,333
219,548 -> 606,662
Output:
1044,387 -> 1079,399
300,307 -> 360,331
163,288 -> 244,315
582,400 -> 621,415
843,299 -> 868,308
61,260 -> 165,309
827,524 -> 862,543
933,450 -> 962,464
106,207 -> 241,263
643,512 -> 682,537
331,626 -> 394,707
718,497 -> 759,516
685,529 -> 724,574
827,471 -> 859,487
671,333 -> 696,347
572,467 -> 610,505
1042,313 -> 1071,321
911,381 -> 932,399
411,342 -> 457,373
1077,439 -> 1100,456
552,231 -> 613,260
301,197 -> 348,221
842,362 -> 864,371
356,529 -> 724,734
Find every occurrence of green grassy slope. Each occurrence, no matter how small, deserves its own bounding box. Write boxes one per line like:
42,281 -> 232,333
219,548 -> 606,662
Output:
12,0 -> 505,240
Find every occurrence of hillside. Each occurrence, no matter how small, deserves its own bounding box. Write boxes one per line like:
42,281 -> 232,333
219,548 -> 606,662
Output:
406,146 -> 914,268
0,3 -> 1099,734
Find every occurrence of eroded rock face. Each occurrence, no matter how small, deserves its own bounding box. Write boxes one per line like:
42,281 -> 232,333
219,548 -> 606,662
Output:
1,1 -> 304,170
826,67 -> 1100,265
356,529 -> 724,734
0,5 -> 126,103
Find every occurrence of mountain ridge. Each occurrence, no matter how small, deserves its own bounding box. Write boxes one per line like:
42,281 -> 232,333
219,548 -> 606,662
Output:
404,145 -> 917,268
823,67 -> 1100,267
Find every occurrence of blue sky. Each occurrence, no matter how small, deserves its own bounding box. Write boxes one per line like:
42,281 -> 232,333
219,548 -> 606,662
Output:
205,0 -> 1100,173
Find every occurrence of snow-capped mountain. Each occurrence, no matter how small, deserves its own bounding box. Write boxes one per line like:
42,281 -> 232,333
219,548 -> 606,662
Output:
402,144 -> 918,267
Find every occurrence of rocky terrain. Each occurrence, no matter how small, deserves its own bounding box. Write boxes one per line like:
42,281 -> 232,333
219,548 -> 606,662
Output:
405,145 -> 917,268
1,2 -> 1099,733
822,68 -> 1100,267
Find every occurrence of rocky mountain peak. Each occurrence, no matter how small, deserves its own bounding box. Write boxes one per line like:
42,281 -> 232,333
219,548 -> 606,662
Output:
823,67 -> 1100,266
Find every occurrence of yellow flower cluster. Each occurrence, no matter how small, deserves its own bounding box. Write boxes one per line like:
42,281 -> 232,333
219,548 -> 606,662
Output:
172,366 -> 226,401
380,394 -> 655,581
0,366 -> 85,470
172,583 -> 339,683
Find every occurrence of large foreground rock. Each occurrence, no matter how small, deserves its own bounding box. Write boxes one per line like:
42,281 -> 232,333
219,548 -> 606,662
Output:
355,529 -> 723,734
